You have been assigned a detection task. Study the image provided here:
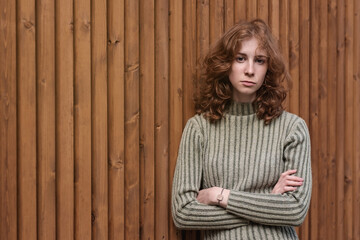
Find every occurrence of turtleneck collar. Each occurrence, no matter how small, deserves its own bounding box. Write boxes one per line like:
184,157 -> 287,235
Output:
227,101 -> 256,116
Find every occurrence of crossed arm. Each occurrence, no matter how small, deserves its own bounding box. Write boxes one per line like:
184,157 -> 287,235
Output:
172,118 -> 312,229
197,169 -> 304,208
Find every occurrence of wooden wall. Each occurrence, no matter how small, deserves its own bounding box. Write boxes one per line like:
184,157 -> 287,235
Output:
0,0 -> 359,239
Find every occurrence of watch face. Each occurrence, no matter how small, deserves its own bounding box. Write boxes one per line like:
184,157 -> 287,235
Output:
217,194 -> 223,201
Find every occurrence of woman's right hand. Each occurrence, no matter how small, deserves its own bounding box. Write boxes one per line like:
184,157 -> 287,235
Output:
271,169 -> 304,194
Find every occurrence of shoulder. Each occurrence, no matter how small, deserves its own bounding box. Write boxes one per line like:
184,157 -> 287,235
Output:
277,111 -> 310,142
184,113 -> 209,135
277,110 -> 309,131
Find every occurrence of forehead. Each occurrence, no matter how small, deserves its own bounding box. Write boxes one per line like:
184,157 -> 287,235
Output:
237,37 -> 267,56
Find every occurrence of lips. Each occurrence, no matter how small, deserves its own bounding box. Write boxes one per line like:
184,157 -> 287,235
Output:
240,81 -> 256,87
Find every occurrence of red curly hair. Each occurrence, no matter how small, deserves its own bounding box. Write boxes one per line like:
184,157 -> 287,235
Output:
195,19 -> 290,125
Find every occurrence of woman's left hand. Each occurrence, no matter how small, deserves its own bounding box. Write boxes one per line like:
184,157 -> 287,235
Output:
196,187 -> 230,208
271,169 -> 304,194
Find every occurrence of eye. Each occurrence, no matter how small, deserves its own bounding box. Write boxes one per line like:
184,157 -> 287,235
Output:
255,58 -> 267,65
235,56 -> 246,62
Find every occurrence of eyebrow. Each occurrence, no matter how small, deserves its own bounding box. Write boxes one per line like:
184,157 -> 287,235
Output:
237,52 -> 268,58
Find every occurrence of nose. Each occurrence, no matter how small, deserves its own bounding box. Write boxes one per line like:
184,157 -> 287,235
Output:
245,61 -> 254,76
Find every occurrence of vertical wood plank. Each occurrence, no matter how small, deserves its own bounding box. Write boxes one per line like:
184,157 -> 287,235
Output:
2,1 -> 360,239
37,0 -> 56,239
257,0 -> 268,23
124,0 -> 140,239
327,0 -> 337,239
108,0 -> 125,239
344,0 -> 354,239
155,0 -> 171,233
336,0 -> 345,239
195,0 -> 209,148
17,0 -> 37,238
139,0 -> 155,239
235,0 -> 247,22
169,0 -> 183,238
309,0 -> 319,238
210,0 -> 224,44
279,0 -> 289,110
247,0 -> 257,20
288,0 -> 299,115
55,0 -> 74,238
74,0 -> 92,238
0,0 -> 17,238
182,0 -> 197,240
194,5 -> 208,236
353,1 -> 360,239
298,0 -> 310,124
91,0 -> 108,238
183,0 -> 197,123
269,0 -> 279,39
318,0 -> 329,238
298,1 -> 310,238
197,0 -> 210,60
224,0 -> 234,30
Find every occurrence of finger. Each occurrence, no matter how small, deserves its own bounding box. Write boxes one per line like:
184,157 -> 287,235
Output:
286,176 -> 304,182
285,180 -> 303,186
285,169 -> 297,174
281,169 -> 297,177
284,186 -> 297,192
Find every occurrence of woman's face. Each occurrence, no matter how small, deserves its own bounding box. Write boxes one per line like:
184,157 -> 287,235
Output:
228,37 -> 268,103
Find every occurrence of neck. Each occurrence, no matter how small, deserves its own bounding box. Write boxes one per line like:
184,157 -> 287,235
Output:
232,93 -> 256,103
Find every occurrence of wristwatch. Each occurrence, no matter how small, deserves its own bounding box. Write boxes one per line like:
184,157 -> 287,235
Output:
217,188 -> 225,206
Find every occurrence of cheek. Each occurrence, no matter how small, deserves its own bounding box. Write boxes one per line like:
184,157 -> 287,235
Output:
228,68 -> 235,84
228,73 -> 236,88
229,65 -> 243,79
259,68 -> 268,81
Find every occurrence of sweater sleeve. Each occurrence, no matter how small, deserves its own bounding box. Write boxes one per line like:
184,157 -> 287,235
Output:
171,118 -> 249,230
226,119 -> 312,226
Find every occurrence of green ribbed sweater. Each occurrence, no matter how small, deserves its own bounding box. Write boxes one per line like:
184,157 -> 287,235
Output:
171,102 -> 312,240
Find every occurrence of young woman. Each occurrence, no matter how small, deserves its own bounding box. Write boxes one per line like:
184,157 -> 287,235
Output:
171,19 -> 312,240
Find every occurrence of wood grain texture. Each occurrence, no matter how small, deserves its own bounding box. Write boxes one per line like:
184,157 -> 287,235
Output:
107,0 -> 126,239
344,0 -> 354,239
235,0 -> 247,22
269,0 -> 279,39
210,0 -> 224,44
288,0 -> 299,116
247,0 -> 257,20
17,0 -> 37,239
279,0 -> 289,110
318,0 -> 329,238
0,0 -> 17,239
55,0 -> 74,238
54,0 -> 75,239
91,0 -> 108,239
353,2 -> 360,239
1,1 -> 360,239
74,0 -> 92,238
124,0 -> 140,239
197,0 -> 210,60
183,0 -> 197,123
327,0 -> 337,239
139,0 -> 155,239
36,0 -> 56,239
183,2 -> 197,239
224,0 -> 234,30
168,0 -> 179,239
298,1 -> 310,238
336,0 -> 345,239
299,0 -> 310,124
169,0 -> 183,239
257,0 -> 268,23
309,1 -> 319,239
